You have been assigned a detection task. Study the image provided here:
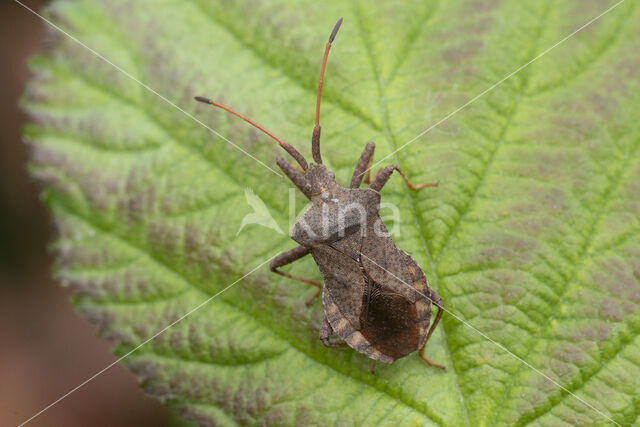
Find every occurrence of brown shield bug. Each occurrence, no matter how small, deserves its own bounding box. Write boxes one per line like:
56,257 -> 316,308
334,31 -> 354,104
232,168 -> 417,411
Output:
196,18 -> 444,374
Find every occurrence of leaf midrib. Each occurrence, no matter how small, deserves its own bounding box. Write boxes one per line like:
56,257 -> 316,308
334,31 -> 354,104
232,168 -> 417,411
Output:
350,0 -> 469,424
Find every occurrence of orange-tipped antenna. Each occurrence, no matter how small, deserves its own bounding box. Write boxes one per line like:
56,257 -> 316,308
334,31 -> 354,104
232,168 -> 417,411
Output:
195,96 -> 308,170
312,18 -> 342,165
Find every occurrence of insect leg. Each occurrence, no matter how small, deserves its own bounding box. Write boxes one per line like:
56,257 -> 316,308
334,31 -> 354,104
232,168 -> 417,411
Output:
349,142 -> 375,188
320,317 -> 347,348
370,360 -> 377,375
270,245 -> 322,306
369,164 -> 438,192
418,289 -> 445,370
276,157 -> 312,199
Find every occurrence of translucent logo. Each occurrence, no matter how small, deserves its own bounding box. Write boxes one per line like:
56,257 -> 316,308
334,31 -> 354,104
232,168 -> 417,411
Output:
236,188 -> 284,236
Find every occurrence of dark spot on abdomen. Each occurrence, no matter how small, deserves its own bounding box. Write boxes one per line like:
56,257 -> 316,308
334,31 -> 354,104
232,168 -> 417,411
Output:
359,278 -> 420,359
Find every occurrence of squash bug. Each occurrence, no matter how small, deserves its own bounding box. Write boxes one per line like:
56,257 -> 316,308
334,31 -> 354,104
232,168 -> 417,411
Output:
196,18 -> 444,374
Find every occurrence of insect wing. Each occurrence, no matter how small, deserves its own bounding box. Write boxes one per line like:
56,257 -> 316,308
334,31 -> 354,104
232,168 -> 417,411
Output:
311,244 -> 365,329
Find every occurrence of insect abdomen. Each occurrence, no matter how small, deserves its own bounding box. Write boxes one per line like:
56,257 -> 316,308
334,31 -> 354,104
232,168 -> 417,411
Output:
359,275 -> 422,359
322,288 -> 394,363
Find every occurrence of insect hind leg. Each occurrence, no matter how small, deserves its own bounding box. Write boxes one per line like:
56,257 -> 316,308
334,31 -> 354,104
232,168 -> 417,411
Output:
270,246 -> 322,306
419,289 -> 445,370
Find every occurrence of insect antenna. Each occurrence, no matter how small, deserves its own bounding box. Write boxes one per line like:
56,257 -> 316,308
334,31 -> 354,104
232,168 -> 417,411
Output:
312,18 -> 343,165
194,96 -> 308,170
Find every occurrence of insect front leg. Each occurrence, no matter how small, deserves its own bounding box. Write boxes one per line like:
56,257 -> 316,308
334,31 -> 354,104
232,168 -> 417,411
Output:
349,142 -> 375,188
276,157 -> 312,199
418,289 -> 445,370
320,317 -> 347,348
270,245 -> 322,306
370,164 -> 438,192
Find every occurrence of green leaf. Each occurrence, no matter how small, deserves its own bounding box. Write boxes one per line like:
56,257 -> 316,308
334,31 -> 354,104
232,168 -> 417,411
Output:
23,0 -> 640,425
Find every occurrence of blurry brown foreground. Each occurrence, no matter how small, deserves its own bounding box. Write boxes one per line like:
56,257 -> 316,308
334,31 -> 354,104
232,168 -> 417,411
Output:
0,1 -> 173,425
